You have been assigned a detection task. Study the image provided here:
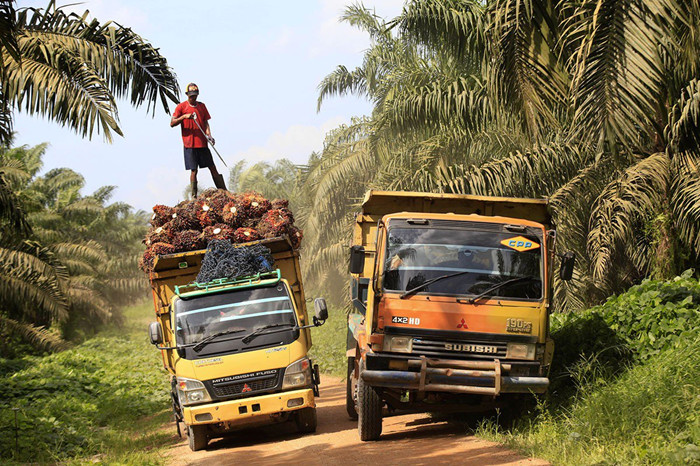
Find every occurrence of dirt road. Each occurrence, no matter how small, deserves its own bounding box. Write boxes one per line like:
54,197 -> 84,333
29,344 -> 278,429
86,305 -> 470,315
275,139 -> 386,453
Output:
168,377 -> 547,466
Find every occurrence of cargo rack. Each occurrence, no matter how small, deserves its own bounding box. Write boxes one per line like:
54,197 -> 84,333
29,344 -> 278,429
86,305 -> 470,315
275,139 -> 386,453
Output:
174,269 -> 282,298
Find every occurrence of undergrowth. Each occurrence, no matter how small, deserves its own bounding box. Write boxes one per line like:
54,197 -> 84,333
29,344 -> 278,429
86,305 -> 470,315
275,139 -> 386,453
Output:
0,301 -> 173,464
308,306 -> 347,378
478,271 -> 700,465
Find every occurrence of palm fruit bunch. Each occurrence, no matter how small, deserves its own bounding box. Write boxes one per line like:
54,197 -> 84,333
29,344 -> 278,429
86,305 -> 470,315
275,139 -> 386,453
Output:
234,227 -> 261,243
238,191 -> 271,218
140,189 -> 302,273
171,202 -> 199,231
138,242 -> 177,272
173,229 -> 206,252
288,226 -> 303,249
270,198 -> 289,210
150,205 -> 174,227
203,224 -> 235,242
257,209 -> 294,238
221,201 -> 246,228
194,199 -> 221,227
144,225 -> 173,247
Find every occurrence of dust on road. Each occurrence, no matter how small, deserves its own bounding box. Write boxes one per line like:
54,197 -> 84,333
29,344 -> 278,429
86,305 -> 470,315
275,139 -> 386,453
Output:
167,376 -> 547,466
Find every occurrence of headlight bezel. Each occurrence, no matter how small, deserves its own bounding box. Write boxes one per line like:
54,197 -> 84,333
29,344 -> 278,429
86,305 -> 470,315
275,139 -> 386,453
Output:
282,357 -> 312,389
382,335 -> 412,353
505,342 -> 536,360
176,376 -> 213,406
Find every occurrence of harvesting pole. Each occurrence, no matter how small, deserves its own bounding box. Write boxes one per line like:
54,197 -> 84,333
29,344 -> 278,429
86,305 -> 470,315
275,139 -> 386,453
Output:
192,113 -> 228,167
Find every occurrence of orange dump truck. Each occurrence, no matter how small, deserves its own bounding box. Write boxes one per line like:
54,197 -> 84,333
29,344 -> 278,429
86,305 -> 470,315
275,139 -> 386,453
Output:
346,191 -> 574,440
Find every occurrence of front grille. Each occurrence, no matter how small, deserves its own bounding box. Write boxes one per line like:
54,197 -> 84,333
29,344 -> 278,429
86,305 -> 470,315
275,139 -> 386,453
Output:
411,337 -> 507,360
205,368 -> 281,400
212,377 -> 278,398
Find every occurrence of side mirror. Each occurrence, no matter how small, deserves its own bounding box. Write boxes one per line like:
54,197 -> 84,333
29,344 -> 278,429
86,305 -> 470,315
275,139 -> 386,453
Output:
313,298 -> 328,325
560,252 -> 575,281
350,246 -> 365,274
148,322 -> 163,345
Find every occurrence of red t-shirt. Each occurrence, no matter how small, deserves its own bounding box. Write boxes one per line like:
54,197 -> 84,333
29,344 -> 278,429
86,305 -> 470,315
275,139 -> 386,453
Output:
173,101 -> 211,148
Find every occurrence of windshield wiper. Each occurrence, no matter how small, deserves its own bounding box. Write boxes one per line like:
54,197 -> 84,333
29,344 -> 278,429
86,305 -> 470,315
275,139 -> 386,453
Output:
466,276 -> 538,304
400,270 -> 473,299
192,329 -> 246,352
242,323 -> 295,344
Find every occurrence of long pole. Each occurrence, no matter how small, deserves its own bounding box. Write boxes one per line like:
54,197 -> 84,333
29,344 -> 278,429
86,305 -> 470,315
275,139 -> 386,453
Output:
191,113 -> 228,167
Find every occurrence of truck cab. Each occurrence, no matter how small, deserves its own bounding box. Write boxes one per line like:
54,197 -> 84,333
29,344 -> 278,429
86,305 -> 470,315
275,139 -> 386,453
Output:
346,191 -> 574,440
147,237 -> 326,451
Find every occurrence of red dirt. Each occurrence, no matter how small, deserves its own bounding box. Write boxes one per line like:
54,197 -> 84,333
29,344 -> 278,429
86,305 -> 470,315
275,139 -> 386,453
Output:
167,376 -> 548,466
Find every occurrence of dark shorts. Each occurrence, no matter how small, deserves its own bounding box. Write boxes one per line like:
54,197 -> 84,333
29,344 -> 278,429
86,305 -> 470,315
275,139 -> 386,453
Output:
184,147 -> 214,170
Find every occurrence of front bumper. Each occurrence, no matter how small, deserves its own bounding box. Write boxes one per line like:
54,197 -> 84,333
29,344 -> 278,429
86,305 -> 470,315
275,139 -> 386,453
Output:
362,355 -> 549,395
182,388 -> 315,425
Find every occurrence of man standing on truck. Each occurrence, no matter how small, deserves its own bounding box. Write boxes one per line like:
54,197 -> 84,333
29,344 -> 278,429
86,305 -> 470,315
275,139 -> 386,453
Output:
170,83 -> 227,197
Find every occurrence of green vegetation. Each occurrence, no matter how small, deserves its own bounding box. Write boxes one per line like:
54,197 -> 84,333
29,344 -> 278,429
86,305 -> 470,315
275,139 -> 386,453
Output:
477,272 -> 700,465
0,144 -> 148,355
308,307 -> 348,379
0,302 -> 173,464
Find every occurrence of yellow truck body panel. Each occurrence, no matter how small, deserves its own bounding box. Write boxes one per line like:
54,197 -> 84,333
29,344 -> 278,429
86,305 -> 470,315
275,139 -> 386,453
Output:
146,237 -> 317,442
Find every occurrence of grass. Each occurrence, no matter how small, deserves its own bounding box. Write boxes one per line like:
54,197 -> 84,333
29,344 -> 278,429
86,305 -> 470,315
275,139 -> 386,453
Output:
477,337 -> 700,464
0,301 -> 175,464
475,273 -> 700,465
308,306 -> 348,378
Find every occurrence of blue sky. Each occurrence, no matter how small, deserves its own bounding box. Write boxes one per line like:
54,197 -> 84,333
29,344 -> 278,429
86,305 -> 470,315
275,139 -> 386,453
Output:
13,0 -> 404,210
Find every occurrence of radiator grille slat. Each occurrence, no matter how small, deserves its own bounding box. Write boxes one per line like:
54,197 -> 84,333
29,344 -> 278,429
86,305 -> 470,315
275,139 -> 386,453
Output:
412,338 -> 507,359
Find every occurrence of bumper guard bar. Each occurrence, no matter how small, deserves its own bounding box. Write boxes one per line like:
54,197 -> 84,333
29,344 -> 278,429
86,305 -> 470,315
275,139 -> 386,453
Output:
361,356 -> 549,396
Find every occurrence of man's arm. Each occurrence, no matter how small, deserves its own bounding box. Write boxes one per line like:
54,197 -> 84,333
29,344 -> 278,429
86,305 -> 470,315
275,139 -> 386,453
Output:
203,121 -> 215,145
170,112 -> 193,127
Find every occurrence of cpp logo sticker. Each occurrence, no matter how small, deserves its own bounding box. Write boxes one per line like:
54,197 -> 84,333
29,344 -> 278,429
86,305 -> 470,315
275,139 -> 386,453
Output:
500,236 -> 540,252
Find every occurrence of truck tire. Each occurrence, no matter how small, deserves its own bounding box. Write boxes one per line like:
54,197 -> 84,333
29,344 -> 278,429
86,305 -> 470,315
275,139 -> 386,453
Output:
295,407 -> 317,433
187,424 -> 208,451
346,357 -> 358,420
357,360 -> 382,441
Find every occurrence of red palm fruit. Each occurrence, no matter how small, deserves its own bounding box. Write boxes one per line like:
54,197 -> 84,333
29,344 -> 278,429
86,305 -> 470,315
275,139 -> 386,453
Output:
203,224 -> 235,242
171,202 -> 199,231
271,199 -> 289,210
289,226 -> 303,249
239,191 -> 271,218
233,227 -> 262,243
173,229 -> 206,252
139,249 -> 155,272
144,225 -> 173,247
194,199 -> 221,227
257,209 -> 294,238
150,205 -> 174,227
150,242 -> 177,256
221,201 -> 246,227
208,189 -> 232,211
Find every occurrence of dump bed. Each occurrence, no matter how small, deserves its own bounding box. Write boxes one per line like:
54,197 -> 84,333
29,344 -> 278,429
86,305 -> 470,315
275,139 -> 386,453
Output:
148,236 -> 307,369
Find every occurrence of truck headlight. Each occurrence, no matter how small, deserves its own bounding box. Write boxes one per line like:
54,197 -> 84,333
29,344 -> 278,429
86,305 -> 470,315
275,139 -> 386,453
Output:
176,377 -> 212,406
383,335 -> 412,353
282,358 -> 312,389
506,342 -> 536,360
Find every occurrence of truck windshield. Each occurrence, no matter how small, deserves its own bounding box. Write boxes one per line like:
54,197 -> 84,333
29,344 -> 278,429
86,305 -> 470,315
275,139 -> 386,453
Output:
383,226 -> 543,300
174,284 -> 297,346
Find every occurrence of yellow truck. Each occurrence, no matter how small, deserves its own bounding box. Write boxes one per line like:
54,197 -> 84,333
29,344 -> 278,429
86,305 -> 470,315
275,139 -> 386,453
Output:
146,237 -> 327,451
346,191 -> 574,440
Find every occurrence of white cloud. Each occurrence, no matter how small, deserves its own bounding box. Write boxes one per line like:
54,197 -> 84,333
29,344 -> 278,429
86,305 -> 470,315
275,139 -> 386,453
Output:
233,116 -> 347,165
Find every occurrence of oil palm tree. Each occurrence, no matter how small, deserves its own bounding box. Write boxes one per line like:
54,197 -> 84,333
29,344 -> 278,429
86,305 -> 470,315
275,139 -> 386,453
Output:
308,0 -> 700,309
0,0 -> 179,144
